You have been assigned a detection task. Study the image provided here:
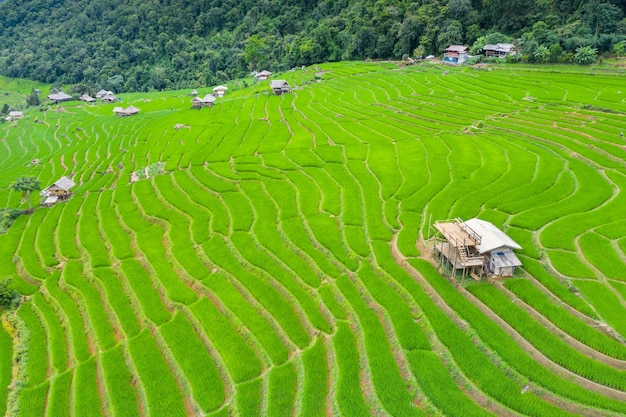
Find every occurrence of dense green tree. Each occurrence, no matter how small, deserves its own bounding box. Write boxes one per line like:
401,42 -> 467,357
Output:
575,45 -> 599,64
10,176 -> 41,209
0,0 -> 624,90
0,278 -> 20,309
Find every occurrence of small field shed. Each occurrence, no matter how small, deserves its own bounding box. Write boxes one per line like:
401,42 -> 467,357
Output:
40,176 -> 76,206
432,218 -> 522,280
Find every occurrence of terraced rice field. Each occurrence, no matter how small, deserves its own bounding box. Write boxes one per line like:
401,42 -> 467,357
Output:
1,62 -> 626,416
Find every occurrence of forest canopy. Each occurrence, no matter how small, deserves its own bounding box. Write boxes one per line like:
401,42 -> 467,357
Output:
0,0 -> 624,92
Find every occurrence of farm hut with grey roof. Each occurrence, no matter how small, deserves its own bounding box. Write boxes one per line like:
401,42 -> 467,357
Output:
432,217 -> 522,281
255,70 -> 272,81
213,85 -> 228,97
79,94 -> 96,102
271,80 -> 291,95
40,176 -> 76,205
192,94 -> 216,109
48,91 -> 73,103
483,43 -> 516,58
6,111 -> 24,121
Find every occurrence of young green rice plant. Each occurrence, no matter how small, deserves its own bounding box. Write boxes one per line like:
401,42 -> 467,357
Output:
300,338 -> 328,417
248,182 -> 329,284
467,284 -> 626,390
97,191 -> 134,260
221,192 -> 254,232
48,272 -> 90,363
164,172 -> 211,244
407,351 -> 495,417
307,213 -> 359,272
267,361 -> 297,417
16,303 -> 48,387
18,383 -> 48,417
202,236 -> 310,348
344,225 -> 370,258
520,257 -> 597,318
160,312 -> 225,413
541,172 -> 626,251
92,268 -> 141,338
73,357 -> 104,417
317,284 -> 347,320
548,249 -> 596,278
367,143 -> 402,200
127,329 -> 187,417
332,321 -> 371,417
31,293 -> 68,374
396,209 -> 421,256
282,217 -> 341,279
283,170 -> 322,219
36,204 -> 62,267
63,262 -> 116,350
78,193 -> 111,268
100,346 -> 141,417
359,266 -> 430,351
324,164 -> 362,226
16,209 -> 48,280
47,369 -> 72,417
579,232 -> 626,281
304,168 -> 341,217
336,273 -> 424,417
511,159 -> 613,230
397,256 -> 626,415
231,230 -> 330,333
190,297 -> 262,383
235,378 -> 262,416
504,278 -> 626,360
347,161 -> 392,241
120,259 -> 171,325
575,280 -> 626,340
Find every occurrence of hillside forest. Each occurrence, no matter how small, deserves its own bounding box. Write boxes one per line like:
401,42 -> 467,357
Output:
0,0 -> 625,91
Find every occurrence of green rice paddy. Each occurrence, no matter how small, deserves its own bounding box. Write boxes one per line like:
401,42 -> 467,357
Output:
1,62 -> 626,416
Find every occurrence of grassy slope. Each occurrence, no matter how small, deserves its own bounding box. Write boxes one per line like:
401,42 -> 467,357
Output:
1,62 -> 626,416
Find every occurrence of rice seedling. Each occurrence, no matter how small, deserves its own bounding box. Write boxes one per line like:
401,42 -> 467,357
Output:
73,358 -> 104,417
100,346 -> 141,417
190,297 -> 262,383
160,312 -> 225,413
128,329 -> 187,416
267,362 -> 297,417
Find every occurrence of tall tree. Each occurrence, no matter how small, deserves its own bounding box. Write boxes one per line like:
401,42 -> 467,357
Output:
11,176 -> 41,209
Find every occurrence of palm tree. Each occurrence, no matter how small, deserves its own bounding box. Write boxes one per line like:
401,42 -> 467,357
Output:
11,176 -> 41,209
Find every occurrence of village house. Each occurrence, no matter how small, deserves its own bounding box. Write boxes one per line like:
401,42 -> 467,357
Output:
483,43 -> 516,58
47,91 -> 73,103
191,94 -> 216,109
40,176 -> 76,206
443,45 -> 470,65
96,90 -> 113,99
271,80 -> 291,95
255,70 -> 272,81
5,111 -> 24,121
79,94 -> 96,103
113,106 -> 140,117
213,85 -> 228,97
432,218 -> 522,281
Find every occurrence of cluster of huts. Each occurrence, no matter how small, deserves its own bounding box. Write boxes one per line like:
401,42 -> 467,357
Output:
443,43 -> 516,65
192,72 -> 291,109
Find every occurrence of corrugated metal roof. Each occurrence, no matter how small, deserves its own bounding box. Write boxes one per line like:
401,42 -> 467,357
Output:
54,176 -> 76,191
463,218 -> 521,254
